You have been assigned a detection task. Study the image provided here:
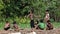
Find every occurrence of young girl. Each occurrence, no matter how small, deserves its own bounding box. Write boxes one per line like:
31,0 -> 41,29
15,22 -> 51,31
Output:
4,21 -> 10,31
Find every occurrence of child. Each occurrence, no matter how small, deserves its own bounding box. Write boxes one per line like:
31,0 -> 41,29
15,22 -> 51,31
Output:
28,10 -> 35,28
44,10 -> 50,23
46,20 -> 53,30
38,19 -> 45,30
34,20 -> 39,29
13,21 -> 19,31
4,21 -> 10,31
28,9 -> 40,29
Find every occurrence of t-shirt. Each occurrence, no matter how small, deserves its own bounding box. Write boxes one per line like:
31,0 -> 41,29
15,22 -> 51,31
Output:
38,23 -> 46,29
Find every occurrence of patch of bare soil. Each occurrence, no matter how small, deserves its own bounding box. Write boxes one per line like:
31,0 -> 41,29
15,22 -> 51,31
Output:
0,28 -> 60,34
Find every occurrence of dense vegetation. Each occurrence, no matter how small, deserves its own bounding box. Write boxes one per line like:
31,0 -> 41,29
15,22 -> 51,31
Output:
0,0 -> 60,23
0,0 -> 60,29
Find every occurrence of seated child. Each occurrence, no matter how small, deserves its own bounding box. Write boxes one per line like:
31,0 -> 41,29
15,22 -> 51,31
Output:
4,21 -> 10,31
13,21 -> 19,31
34,20 -> 39,29
46,20 -> 53,30
38,20 -> 46,30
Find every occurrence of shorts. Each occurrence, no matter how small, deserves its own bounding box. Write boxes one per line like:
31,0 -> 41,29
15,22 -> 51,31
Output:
30,20 -> 35,28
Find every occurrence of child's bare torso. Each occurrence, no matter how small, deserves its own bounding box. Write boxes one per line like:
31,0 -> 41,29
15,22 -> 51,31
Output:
29,14 -> 34,20
5,23 -> 10,28
45,14 -> 50,20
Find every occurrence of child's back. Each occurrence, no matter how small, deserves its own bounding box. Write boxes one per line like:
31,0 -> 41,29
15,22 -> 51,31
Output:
38,20 -> 45,30
38,22 -> 45,30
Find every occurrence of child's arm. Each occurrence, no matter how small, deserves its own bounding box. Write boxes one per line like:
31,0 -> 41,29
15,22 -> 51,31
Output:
27,14 -> 30,18
35,25 -> 38,29
34,15 -> 41,18
15,24 -> 19,29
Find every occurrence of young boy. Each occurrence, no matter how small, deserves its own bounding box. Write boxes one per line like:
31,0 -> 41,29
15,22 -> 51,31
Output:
4,21 -> 10,31
38,20 -> 46,30
44,10 -> 50,23
46,20 -> 53,30
28,10 -> 35,28
13,21 -> 19,31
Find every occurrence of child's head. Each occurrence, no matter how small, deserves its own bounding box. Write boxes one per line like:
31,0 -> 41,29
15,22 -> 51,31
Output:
46,10 -> 49,14
13,21 -> 17,24
30,11 -> 33,14
36,20 -> 39,24
35,20 -> 39,25
29,9 -> 34,14
6,21 -> 9,23
47,20 -> 50,23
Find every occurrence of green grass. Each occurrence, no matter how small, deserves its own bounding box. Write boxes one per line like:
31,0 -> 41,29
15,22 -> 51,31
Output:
0,23 -> 31,30
0,22 -> 60,30
18,23 -> 31,29
0,22 -> 5,30
52,22 -> 60,28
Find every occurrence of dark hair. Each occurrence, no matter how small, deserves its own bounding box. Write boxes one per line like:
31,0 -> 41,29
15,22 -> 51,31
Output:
31,10 -> 34,13
46,10 -> 49,12
6,21 -> 9,23
30,7 -> 34,13
47,20 -> 50,23
28,12 -> 30,14
28,11 -> 34,14
13,21 -> 16,24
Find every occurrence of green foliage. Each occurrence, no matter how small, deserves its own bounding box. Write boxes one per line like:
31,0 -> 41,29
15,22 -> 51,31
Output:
0,0 -> 60,30
14,17 -> 30,24
0,0 -> 60,22
50,18 -> 55,22
4,17 -> 30,24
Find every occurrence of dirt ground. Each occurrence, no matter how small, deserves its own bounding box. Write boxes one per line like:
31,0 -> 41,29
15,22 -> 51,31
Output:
0,28 -> 60,34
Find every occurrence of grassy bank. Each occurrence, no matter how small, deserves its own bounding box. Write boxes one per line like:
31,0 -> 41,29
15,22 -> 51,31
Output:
0,22 -> 60,30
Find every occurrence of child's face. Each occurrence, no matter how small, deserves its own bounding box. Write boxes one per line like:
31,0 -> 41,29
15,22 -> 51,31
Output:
30,11 -> 33,14
6,22 -> 9,24
46,12 -> 48,14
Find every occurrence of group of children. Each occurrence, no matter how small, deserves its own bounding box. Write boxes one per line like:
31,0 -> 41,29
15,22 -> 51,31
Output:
28,9 -> 53,30
4,21 -> 19,31
4,10 -> 53,31
34,19 -> 53,30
